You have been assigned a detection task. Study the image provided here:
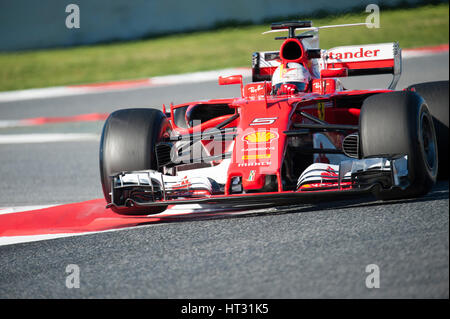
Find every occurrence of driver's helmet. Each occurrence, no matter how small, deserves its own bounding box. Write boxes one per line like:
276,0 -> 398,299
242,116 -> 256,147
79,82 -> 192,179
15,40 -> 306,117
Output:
272,62 -> 311,95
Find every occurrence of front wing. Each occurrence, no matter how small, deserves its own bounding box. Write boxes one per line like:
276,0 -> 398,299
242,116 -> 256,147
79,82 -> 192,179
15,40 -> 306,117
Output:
107,156 -> 408,212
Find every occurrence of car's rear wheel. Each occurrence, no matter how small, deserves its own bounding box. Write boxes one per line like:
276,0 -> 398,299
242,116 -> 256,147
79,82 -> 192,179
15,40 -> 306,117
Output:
359,91 -> 438,200
99,108 -> 171,215
407,81 -> 448,179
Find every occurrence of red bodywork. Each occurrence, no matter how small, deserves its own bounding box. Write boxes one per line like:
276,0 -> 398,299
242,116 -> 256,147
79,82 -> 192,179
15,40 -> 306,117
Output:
165,28 -> 397,198
168,89 -> 390,191
109,27 -> 403,211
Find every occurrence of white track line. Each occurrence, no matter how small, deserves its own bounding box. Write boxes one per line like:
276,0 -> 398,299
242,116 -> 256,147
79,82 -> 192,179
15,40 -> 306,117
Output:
0,204 -> 58,215
150,68 -> 252,86
0,120 -> 24,128
0,133 -> 99,144
0,230 -> 124,247
0,87 -> 90,103
402,48 -> 448,58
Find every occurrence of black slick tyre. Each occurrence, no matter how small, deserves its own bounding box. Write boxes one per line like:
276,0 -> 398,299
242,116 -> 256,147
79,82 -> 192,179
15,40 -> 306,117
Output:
359,91 -> 438,200
99,108 -> 171,215
407,81 -> 448,179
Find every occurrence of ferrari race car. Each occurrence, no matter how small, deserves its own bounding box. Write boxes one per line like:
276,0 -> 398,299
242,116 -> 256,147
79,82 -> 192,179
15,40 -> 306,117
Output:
99,21 -> 448,215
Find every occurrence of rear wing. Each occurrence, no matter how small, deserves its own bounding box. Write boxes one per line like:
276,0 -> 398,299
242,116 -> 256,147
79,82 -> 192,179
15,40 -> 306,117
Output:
252,42 -> 402,89
323,42 -> 402,89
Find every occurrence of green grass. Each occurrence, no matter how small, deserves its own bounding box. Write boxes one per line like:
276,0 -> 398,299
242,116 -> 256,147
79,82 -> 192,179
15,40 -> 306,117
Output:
0,3 -> 448,91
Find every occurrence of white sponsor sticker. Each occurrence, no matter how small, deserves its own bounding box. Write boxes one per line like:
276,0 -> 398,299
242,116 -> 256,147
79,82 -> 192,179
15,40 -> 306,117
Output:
326,43 -> 394,63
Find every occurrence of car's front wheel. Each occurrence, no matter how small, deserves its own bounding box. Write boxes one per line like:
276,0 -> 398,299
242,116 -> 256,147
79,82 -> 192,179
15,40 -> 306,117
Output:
359,91 -> 438,200
99,108 -> 171,215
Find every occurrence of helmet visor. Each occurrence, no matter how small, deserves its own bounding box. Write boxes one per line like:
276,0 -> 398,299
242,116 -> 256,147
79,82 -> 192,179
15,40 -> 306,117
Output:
273,82 -> 307,95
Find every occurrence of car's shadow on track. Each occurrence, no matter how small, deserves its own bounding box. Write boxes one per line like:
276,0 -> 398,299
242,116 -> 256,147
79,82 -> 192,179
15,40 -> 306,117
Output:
137,180 -> 448,226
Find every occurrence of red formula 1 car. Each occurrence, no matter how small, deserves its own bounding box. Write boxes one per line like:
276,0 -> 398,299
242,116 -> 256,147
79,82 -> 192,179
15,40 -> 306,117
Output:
99,21 -> 448,215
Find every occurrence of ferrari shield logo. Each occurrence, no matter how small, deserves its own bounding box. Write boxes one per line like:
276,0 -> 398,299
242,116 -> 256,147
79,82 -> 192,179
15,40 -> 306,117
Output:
242,131 -> 279,144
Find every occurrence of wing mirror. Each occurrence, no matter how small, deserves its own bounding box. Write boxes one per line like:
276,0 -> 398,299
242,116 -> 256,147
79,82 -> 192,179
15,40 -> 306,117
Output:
218,75 -> 243,85
218,75 -> 243,97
